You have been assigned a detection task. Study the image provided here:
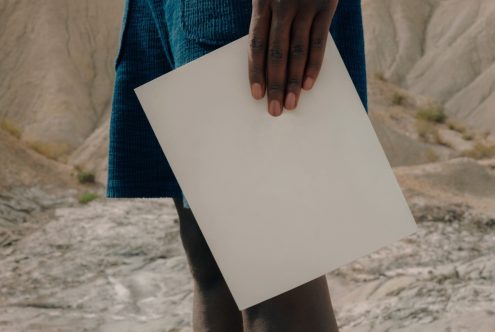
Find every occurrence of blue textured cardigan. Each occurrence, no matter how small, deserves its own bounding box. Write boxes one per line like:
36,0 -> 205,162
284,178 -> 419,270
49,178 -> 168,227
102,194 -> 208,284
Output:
106,0 -> 368,199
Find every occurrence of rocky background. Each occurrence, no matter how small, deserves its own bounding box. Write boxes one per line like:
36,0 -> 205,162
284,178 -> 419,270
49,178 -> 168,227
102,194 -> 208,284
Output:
1,0 -> 494,331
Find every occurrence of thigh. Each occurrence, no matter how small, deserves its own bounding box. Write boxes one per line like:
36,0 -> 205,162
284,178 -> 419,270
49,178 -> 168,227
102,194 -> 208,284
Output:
242,275 -> 339,332
172,197 -> 224,288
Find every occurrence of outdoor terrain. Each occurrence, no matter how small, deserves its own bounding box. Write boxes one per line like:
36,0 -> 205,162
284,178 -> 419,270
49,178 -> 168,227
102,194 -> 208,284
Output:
0,0 -> 122,182
1,132 -> 494,332
1,0 -> 494,331
363,0 -> 495,135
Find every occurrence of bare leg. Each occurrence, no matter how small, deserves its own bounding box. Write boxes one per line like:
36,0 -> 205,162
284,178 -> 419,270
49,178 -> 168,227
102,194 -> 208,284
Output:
173,197 -> 243,332
242,275 -> 339,332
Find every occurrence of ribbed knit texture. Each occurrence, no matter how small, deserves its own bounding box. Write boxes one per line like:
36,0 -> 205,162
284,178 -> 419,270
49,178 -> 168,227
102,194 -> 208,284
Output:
107,0 -> 368,199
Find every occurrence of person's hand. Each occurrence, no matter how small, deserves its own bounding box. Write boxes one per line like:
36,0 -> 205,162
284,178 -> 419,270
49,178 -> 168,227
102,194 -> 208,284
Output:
248,0 -> 339,116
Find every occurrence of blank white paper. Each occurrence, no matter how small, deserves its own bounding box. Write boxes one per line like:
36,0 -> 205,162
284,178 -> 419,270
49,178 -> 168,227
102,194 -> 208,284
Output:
135,32 -> 417,310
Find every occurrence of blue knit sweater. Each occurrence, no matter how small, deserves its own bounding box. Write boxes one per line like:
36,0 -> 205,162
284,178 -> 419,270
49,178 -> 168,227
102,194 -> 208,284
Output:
107,0 -> 368,199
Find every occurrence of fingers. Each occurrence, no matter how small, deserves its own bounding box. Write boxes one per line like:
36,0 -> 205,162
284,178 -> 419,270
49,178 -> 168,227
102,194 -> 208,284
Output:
284,12 -> 313,110
303,9 -> 332,91
266,7 -> 293,117
248,3 -> 270,101
249,1 -> 335,116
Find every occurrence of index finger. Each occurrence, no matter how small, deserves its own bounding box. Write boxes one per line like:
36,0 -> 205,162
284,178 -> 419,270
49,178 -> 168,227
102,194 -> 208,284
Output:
248,4 -> 270,100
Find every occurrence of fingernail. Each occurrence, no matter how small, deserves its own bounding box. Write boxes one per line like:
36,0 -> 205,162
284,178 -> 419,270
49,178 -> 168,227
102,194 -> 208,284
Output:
251,83 -> 263,99
285,92 -> 296,110
303,77 -> 314,90
269,100 -> 281,116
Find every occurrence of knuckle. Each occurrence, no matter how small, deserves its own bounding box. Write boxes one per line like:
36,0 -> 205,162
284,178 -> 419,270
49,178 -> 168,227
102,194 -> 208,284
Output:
267,82 -> 284,94
287,77 -> 302,88
250,36 -> 265,54
290,42 -> 306,59
249,65 -> 264,78
306,61 -> 321,72
269,46 -> 284,63
311,35 -> 325,50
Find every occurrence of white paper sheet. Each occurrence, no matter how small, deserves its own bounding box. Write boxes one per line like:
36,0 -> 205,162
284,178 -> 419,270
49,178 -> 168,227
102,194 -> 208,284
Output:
135,32 -> 417,310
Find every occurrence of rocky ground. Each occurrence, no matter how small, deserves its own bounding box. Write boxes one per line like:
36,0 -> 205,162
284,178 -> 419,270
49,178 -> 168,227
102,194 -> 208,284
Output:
1,153 -> 494,331
0,189 -> 192,332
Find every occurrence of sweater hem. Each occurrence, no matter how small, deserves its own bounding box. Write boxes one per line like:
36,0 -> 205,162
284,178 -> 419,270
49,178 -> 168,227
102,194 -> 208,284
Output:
106,182 -> 183,199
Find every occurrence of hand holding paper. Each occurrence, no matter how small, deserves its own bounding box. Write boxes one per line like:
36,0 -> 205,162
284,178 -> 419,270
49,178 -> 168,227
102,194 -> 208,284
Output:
135,32 -> 417,310
248,0 -> 340,115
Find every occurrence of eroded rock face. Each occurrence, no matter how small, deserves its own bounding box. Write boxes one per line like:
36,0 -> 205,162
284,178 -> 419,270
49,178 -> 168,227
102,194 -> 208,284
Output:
2,0 -> 493,179
68,116 -> 110,185
0,0 -> 123,158
363,0 -> 495,134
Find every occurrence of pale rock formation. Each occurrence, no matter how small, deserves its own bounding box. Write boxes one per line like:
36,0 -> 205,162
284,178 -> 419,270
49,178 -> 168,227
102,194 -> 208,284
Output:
0,0 -> 123,158
363,0 -> 495,134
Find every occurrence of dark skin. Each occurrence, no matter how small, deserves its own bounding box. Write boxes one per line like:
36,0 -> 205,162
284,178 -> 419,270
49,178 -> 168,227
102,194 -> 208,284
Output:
173,1 -> 341,331
249,0 -> 339,116
174,193 -> 338,332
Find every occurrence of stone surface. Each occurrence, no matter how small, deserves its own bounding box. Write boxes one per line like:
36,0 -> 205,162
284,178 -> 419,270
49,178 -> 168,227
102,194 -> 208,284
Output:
0,192 -> 192,332
0,0 -> 123,158
363,0 -> 495,135
2,0 -> 494,181
0,158 -> 494,331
